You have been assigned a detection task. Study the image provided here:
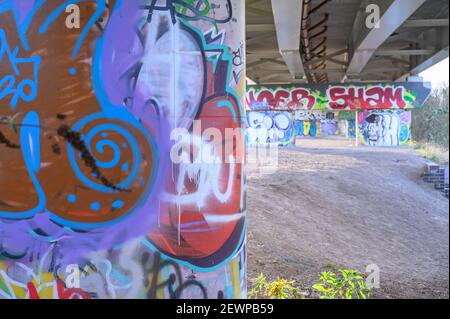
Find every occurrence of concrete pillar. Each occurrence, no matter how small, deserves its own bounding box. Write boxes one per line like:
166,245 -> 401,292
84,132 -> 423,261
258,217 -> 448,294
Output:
0,0 -> 246,299
355,111 -> 360,147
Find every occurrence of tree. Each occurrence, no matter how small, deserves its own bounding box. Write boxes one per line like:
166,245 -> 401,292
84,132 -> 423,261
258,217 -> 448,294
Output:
412,86 -> 449,148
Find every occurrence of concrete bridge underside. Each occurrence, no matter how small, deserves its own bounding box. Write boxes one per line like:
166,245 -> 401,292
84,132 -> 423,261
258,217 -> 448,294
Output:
246,0 -> 449,84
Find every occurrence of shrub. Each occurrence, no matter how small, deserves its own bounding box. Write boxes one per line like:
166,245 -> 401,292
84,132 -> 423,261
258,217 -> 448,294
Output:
248,273 -> 302,299
312,269 -> 371,299
412,86 -> 449,148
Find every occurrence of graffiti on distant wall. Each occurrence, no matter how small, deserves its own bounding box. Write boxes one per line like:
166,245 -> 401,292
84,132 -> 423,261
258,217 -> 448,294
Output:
294,111 -> 340,138
358,110 -> 412,147
347,120 -> 356,138
295,119 -> 317,138
320,120 -> 339,136
294,111 -> 317,137
246,83 -> 431,111
246,111 -> 295,146
0,0 -> 246,299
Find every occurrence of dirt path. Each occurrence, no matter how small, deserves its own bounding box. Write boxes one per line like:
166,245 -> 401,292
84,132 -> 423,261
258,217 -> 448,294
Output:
247,138 -> 449,299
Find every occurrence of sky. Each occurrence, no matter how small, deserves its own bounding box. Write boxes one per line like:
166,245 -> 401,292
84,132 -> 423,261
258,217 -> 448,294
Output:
419,57 -> 449,88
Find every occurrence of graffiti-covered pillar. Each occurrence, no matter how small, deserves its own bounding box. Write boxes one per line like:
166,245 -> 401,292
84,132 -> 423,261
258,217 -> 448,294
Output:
0,0 -> 246,299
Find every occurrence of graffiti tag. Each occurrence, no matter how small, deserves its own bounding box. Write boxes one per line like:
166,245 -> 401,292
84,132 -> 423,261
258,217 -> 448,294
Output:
0,29 -> 40,109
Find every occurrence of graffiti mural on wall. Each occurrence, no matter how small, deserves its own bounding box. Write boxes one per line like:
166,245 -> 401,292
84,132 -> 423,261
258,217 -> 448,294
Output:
294,111 -> 317,137
245,84 -> 430,145
358,110 -> 412,147
347,120 -> 356,138
294,110 -> 340,138
320,120 -> 339,136
337,111 -> 356,138
246,111 -> 295,146
0,0 -> 246,299
0,243 -> 246,299
246,83 -> 431,111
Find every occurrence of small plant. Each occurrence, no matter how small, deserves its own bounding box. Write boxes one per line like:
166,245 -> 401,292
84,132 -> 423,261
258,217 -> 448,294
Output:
312,269 -> 371,299
248,273 -> 267,299
266,277 -> 301,299
248,273 -> 302,299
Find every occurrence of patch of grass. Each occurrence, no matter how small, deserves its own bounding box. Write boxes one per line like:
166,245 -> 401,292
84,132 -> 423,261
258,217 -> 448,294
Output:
414,142 -> 449,165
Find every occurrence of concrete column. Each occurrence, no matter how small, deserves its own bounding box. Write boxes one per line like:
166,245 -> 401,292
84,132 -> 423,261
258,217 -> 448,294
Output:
355,111 -> 360,147
0,0 -> 246,299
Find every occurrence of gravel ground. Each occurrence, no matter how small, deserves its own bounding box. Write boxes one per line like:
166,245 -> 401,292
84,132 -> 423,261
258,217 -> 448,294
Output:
247,138 -> 449,299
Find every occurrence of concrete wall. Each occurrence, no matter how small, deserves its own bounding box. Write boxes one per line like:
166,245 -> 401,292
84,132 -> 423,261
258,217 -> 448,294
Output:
0,0 -> 246,299
245,109 -> 350,146
245,83 -> 430,147
245,109 -> 415,147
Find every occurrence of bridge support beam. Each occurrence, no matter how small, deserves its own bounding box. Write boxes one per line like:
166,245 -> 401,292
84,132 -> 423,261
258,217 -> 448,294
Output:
346,0 -> 426,79
271,0 -> 306,81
